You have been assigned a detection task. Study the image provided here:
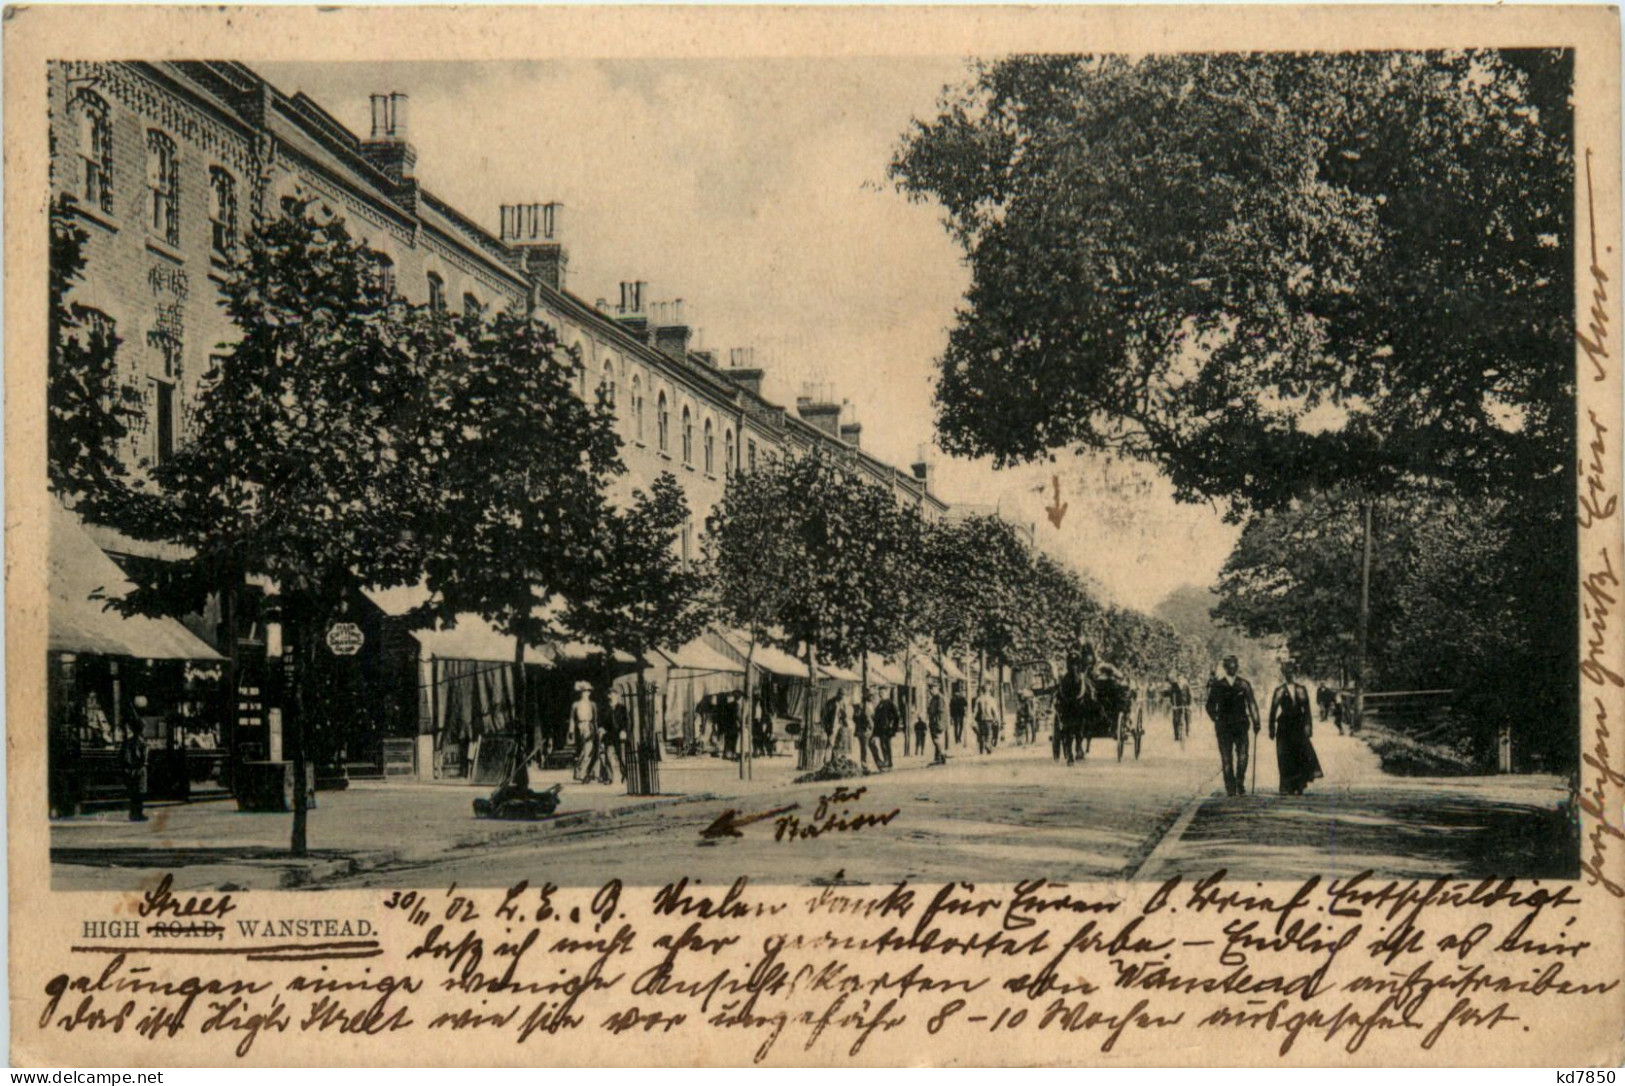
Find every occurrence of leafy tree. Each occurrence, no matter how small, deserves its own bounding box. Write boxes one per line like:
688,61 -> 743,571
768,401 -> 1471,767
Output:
892,51 -> 1573,516
414,308 -> 622,740
105,198 -> 433,856
564,473 -> 709,792
837,474 -> 924,724
704,449 -> 895,770
49,196 -> 139,516
703,452 -> 806,777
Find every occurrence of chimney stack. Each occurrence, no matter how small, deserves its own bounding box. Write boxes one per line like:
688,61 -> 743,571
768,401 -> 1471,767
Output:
651,299 -> 691,363
911,448 -> 934,492
361,92 -> 417,183
796,383 -> 843,438
724,347 -> 764,397
615,281 -> 649,338
840,421 -> 863,448
500,202 -> 568,292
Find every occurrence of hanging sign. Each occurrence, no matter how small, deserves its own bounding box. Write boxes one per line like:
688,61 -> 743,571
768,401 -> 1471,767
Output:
325,622 -> 365,656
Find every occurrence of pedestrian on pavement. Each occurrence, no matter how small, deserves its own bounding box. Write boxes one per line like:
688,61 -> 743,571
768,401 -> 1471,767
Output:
607,688 -> 631,783
853,693 -> 873,772
1331,692 -> 1346,735
120,727 -> 147,822
1056,652 -> 1088,766
927,682 -> 948,764
1016,692 -> 1035,746
974,687 -> 998,754
873,692 -> 899,769
914,706 -> 928,760
571,682 -> 603,784
751,690 -> 774,758
1205,655 -> 1261,796
949,683 -> 968,747
1316,683 -> 1335,723
1270,660 -> 1324,795
718,691 -> 740,761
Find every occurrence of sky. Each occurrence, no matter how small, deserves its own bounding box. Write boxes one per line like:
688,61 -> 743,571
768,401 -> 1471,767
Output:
254,59 -> 1239,612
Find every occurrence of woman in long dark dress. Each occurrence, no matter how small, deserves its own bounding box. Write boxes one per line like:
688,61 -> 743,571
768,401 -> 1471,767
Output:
1269,660 -> 1323,795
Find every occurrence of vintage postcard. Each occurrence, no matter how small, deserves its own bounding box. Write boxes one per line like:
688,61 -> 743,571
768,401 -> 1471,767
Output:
5,3 -> 1623,1067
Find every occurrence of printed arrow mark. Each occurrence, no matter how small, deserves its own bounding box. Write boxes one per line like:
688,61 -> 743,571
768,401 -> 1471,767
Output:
1046,474 -> 1069,529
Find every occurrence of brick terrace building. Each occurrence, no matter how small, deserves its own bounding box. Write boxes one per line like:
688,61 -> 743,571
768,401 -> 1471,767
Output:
47,61 -> 947,796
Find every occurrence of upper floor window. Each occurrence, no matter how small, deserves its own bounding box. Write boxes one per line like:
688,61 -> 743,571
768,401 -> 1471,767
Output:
146,130 -> 180,246
74,92 -> 113,214
462,292 -> 483,318
372,253 -> 396,297
632,375 -> 644,442
601,360 -> 616,408
426,272 -> 446,313
703,418 -> 715,475
682,406 -> 693,466
151,378 -> 176,466
748,439 -> 758,472
725,429 -> 736,476
657,392 -> 670,453
209,167 -> 238,260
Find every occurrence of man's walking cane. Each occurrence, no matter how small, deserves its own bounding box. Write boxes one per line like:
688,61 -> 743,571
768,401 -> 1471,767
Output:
1250,726 -> 1259,796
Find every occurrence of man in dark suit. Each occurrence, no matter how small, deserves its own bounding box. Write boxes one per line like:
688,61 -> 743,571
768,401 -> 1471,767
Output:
1205,654 -> 1260,796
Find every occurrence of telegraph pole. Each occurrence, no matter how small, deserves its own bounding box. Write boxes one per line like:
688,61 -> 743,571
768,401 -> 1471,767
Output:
1353,501 -> 1374,731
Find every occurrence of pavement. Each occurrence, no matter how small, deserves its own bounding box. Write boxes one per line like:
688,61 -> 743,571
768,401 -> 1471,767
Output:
50,721 -> 1575,891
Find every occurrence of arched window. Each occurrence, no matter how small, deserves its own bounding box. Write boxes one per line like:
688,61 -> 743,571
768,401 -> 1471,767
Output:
682,406 -> 694,466
632,375 -> 644,442
657,392 -> 669,453
146,130 -> 179,245
725,429 -> 735,476
602,360 -> 616,408
703,418 -> 715,475
426,272 -> 446,313
74,92 -> 113,213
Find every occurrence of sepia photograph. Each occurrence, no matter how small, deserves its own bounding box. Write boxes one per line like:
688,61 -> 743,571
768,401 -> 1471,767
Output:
9,4 -> 1623,1068
39,48 -> 1583,894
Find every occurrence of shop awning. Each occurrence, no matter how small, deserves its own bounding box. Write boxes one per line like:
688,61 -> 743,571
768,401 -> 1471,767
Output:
864,654 -> 906,686
818,661 -> 861,683
712,629 -> 811,678
657,638 -> 745,675
364,584 -> 637,667
49,503 -> 224,661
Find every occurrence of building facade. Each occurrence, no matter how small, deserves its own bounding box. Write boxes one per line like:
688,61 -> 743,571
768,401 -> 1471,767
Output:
47,60 -> 947,796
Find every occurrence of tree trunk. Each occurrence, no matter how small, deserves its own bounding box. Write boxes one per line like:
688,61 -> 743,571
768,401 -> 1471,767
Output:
741,636 -> 757,782
289,597 -> 313,858
860,651 -> 870,769
512,636 -> 527,741
801,641 -> 820,771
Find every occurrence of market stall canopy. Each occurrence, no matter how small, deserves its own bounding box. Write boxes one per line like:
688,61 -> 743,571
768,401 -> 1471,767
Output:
364,584 -> 637,667
864,654 -> 906,686
818,660 -> 862,683
657,638 -> 745,675
711,629 -> 811,678
49,503 -> 224,661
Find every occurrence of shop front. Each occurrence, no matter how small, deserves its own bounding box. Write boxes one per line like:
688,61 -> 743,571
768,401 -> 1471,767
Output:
48,502 -> 227,815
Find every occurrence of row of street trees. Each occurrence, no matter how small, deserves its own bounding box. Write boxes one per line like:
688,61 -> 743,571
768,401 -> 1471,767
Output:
704,451 -> 1205,776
